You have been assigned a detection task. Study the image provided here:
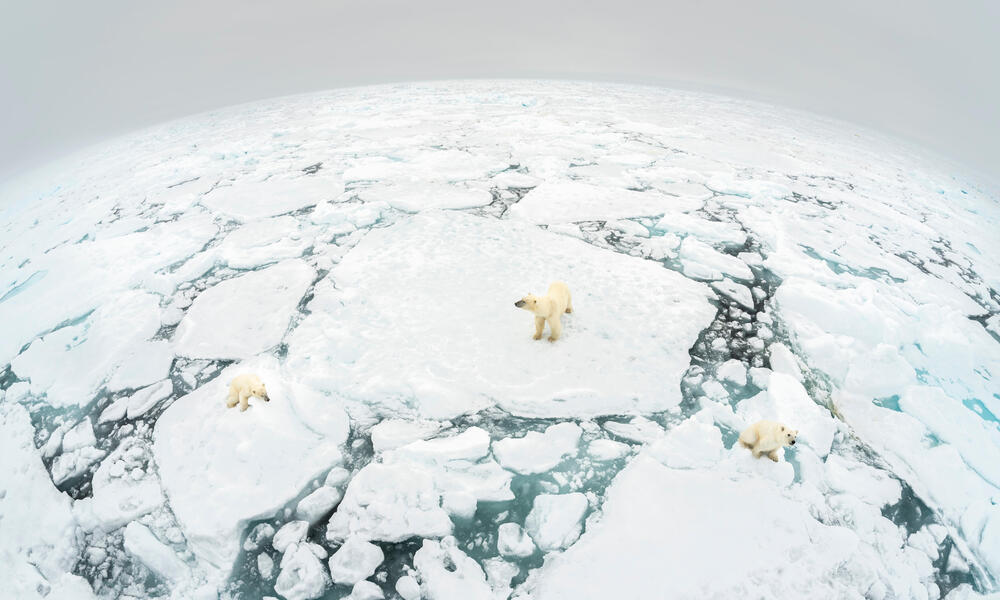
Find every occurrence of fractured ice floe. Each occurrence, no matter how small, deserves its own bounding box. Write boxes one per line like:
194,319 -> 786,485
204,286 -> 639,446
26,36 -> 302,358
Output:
1,80 -> 998,599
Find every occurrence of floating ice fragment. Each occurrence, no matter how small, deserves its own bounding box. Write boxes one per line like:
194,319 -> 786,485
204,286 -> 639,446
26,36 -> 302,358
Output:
328,537 -> 384,586
524,493 -> 589,552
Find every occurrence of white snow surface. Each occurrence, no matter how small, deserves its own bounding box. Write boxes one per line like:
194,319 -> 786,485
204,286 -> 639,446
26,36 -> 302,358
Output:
153,357 -> 348,573
1,81 -> 998,598
286,211 -> 714,419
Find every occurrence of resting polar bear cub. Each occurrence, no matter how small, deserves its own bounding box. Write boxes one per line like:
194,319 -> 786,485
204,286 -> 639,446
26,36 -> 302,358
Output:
226,373 -> 270,412
515,281 -> 572,342
738,420 -> 797,462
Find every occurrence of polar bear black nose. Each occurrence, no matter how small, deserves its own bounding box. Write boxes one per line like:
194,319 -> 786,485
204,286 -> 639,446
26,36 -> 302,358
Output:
515,300 -> 525,307
790,440 -> 795,445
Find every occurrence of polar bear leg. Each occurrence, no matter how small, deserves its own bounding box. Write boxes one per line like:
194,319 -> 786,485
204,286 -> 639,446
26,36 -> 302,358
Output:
239,391 -> 250,412
767,449 -> 780,462
752,446 -> 763,459
565,297 -> 573,314
226,388 -> 239,408
548,315 -> 562,342
533,317 -> 545,340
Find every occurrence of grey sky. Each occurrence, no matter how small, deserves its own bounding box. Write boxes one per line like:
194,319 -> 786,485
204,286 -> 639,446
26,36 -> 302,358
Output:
1,0 -> 998,181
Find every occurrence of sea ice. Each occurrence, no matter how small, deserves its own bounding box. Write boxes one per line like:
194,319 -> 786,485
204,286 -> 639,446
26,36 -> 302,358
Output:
507,181 -> 681,223
327,537 -> 385,585
153,358 -> 348,572
524,493 -> 589,552
285,211 -> 714,419
174,259 -> 315,359
492,422 -> 581,474
412,536 -> 492,600
123,522 -> 190,584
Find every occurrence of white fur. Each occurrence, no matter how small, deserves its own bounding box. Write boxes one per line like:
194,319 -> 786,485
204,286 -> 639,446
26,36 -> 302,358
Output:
738,420 -> 798,462
515,281 -> 573,342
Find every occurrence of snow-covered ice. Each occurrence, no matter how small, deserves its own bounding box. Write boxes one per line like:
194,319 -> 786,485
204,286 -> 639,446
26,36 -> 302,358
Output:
1,80 -> 998,599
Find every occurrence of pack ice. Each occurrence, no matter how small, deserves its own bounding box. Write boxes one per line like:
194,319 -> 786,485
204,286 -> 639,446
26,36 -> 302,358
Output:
1,80 -> 998,600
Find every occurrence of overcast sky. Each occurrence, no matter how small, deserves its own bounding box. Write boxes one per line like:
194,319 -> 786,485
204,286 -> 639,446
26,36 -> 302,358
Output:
1,0 -> 998,181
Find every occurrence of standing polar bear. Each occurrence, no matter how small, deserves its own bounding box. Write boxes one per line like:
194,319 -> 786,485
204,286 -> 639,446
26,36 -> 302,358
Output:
738,420 -> 797,462
515,281 -> 572,342
226,373 -> 270,412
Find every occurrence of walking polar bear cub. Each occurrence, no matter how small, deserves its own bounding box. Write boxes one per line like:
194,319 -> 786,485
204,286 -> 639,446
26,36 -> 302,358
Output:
738,420 -> 798,462
226,373 -> 270,412
515,281 -> 572,342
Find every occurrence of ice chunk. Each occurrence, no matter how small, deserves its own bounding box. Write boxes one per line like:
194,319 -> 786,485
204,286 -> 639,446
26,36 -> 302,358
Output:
492,422 -> 581,474
767,343 -> 802,381
524,493 -> 589,552
74,439 -> 164,532
679,237 -> 754,281
274,542 -> 331,600
125,379 -> 174,419
508,181 -> 680,223
11,290 -> 164,406
371,419 -> 447,453
201,175 -> 343,220
483,558 -> 519,600
174,259 -> 315,359
349,580 -> 385,600
326,462 -> 454,543
51,446 -> 106,485
123,522 -> 189,583
525,455 -> 911,598
716,359 -> 747,386
654,213 -> 747,247
358,183 -> 492,212
61,418 -> 96,452
273,521 -> 310,554
216,215 -> 314,269
497,522 -> 536,558
395,575 -> 421,600
602,416 -> 664,444
327,537 -> 385,585
395,427 -> 491,463
258,553 -> 275,580
295,486 -> 343,524
710,279 -> 755,309
412,536 -> 491,600
647,419 -> 724,470
153,358 -> 347,572
0,404 -> 83,596
286,211 -> 714,419
324,467 -> 351,488
586,439 -> 630,461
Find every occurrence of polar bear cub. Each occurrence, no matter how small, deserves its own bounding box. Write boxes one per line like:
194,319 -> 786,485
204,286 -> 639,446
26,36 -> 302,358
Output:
226,373 -> 270,412
738,420 -> 797,462
515,281 -> 573,342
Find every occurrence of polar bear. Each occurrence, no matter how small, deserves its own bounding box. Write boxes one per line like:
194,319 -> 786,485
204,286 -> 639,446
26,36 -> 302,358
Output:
226,373 -> 270,412
738,420 -> 797,462
515,281 -> 573,342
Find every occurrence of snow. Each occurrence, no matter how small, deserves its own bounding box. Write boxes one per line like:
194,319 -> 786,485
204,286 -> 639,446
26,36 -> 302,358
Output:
11,290 -> 165,406
413,536 -> 492,600
2,80 -> 999,597
200,175 -> 343,221
678,237 -> 753,281
273,521 -> 310,554
492,422 -> 581,474
274,542 -> 331,600
0,404 -> 87,599
526,455 -> 929,598
327,537 -> 385,585
358,183 -> 493,212
586,438 -> 630,461
349,580 -> 385,600
524,493 -> 589,552
497,523 -> 536,558
327,427 -> 512,543
123,522 -> 190,583
716,359 -> 747,386
174,259 -> 315,359
287,211 -> 714,419
295,486 -> 343,524
507,181 -> 681,223
371,419 -> 448,453
153,358 -> 348,572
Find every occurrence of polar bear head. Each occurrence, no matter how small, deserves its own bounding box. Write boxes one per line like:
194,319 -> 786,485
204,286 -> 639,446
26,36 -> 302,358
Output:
514,294 -> 539,311
779,424 -> 798,446
251,381 -> 270,402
